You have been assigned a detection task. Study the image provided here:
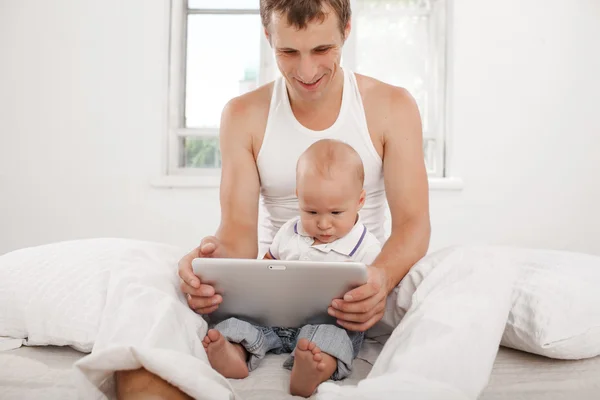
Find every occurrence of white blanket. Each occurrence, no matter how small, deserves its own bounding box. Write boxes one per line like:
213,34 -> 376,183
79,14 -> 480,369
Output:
74,246 -> 517,400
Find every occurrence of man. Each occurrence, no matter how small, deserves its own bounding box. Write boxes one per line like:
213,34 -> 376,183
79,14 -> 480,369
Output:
116,0 -> 430,398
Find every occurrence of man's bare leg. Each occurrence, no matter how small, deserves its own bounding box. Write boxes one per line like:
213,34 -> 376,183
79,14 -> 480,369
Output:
115,368 -> 193,400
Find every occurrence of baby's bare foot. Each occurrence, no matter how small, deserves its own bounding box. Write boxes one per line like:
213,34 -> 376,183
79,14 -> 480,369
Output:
290,338 -> 337,397
202,329 -> 249,379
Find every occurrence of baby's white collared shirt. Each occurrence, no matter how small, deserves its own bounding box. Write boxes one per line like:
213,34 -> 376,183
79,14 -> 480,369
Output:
268,216 -> 382,265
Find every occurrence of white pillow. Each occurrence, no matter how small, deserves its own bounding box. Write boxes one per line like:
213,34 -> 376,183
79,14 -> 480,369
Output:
0,238 -> 185,352
500,247 -> 600,359
392,246 -> 600,360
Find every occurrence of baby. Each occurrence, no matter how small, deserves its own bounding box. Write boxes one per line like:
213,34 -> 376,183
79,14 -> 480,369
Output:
202,139 -> 382,397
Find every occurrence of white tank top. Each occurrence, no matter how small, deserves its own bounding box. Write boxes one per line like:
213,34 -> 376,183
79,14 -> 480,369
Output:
256,69 -> 387,256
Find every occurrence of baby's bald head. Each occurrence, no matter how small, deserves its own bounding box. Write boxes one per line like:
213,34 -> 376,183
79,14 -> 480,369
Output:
295,140 -> 366,243
296,139 -> 364,191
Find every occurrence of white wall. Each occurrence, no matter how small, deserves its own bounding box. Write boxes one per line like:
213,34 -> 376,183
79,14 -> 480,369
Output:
1,0 -> 599,256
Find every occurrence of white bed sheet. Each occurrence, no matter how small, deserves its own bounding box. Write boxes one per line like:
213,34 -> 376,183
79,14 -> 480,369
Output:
0,346 -> 81,400
2,344 -> 600,400
482,347 -> 600,400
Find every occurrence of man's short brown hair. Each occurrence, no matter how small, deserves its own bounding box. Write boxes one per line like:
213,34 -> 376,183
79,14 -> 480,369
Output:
260,0 -> 351,37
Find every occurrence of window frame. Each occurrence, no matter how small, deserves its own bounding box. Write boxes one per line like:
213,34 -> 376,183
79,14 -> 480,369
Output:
167,0 -> 268,178
166,0 -> 454,183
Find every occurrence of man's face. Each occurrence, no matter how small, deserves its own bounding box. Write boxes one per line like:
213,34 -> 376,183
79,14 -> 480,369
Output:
265,8 -> 349,102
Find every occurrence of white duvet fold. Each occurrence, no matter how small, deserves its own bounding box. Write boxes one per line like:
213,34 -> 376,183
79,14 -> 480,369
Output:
73,259 -> 238,400
75,245 -> 516,400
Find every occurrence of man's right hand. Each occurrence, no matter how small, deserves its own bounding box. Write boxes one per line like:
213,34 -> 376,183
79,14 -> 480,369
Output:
178,236 -> 225,315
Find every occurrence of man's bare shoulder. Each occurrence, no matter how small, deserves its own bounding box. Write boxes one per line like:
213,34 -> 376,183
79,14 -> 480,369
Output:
220,82 -> 274,155
222,82 -> 274,123
355,73 -> 421,139
355,73 -> 417,114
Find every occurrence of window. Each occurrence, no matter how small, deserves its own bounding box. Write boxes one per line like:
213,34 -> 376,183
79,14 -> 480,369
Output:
167,0 -> 448,178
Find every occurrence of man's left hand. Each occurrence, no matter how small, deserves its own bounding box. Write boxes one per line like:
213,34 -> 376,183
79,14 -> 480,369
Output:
328,266 -> 389,332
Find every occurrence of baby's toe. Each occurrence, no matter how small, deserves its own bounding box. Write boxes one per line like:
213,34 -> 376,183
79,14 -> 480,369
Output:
296,338 -> 310,351
311,344 -> 321,355
207,329 -> 221,342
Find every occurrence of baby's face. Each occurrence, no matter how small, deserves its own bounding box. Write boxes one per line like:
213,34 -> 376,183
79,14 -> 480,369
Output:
297,174 -> 365,244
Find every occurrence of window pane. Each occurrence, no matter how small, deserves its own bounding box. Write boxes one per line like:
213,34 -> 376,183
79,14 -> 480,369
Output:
185,14 -> 262,129
423,138 -> 436,175
188,0 -> 259,10
180,137 -> 221,168
353,0 -> 437,134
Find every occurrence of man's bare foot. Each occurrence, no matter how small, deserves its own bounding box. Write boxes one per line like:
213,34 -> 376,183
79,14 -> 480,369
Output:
290,338 -> 337,397
202,329 -> 249,379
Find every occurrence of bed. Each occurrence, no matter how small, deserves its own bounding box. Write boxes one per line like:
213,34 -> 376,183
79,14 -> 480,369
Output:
2,342 -> 600,400
1,240 -> 599,399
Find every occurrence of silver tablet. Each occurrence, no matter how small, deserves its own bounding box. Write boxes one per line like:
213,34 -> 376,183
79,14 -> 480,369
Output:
192,257 -> 368,328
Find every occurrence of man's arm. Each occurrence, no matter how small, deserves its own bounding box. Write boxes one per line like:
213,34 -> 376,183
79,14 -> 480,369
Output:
178,88 -> 271,313
212,96 -> 263,259
328,86 -> 430,332
372,87 -> 431,293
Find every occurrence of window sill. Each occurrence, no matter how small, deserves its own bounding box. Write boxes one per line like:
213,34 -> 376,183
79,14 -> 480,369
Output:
151,175 -> 464,191
150,175 -> 221,188
428,177 -> 464,191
